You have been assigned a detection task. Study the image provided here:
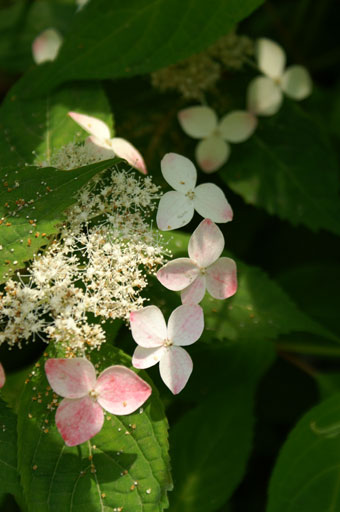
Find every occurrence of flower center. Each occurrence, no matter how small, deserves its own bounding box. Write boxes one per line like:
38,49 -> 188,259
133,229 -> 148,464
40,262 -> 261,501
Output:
163,338 -> 173,348
89,389 -> 99,399
185,190 -> 195,200
200,267 -> 207,275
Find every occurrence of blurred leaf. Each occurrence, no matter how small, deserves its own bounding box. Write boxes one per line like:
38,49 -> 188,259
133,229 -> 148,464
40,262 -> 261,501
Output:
317,373 -> 340,400
17,345 -> 172,512
222,101 -> 340,236
0,159 -> 116,283
0,398 -> 23,502
267,393 -> 340,512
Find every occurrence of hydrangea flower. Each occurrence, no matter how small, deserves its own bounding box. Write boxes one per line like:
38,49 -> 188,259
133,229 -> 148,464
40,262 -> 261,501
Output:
247,38 -> 312,116
178,106 -> 257,172
32,28 -> 63,65
45,358 -> 152,446
156,153 -> 233,230
157,218 -> 237,304
68,112 -> 147,175
130,304 -> 204,394
0,363 -> 5,388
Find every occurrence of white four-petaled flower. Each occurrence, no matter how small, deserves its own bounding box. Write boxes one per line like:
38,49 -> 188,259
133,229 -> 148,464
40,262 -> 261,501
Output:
68,112 -> 147,174
130,304 -> 204,394
45,358 -> 152,446
32,28 -> 63,65
156,153 -> 233,230
157,218 -> 237,304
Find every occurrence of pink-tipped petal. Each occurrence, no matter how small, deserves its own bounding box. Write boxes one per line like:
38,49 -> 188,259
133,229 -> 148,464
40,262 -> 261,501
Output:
110,137 -> 147,174
247,77 -> 283,116
160,153 -> 197,192
130,305 -> 167,347
181,275 -> 206,305
218,111 -> 258,143
45,358 -> 96,398
85,136 -> 116,159
159,346 -> 193,394
156,191 -> 194,231
177,106 -> 218,139
132,346 -> 166,369
32,28 -> 63,65
157,258 -> 199,291
0,363 -> 5,388
256,38 -> 286,80
195,136 -> 230,173
281,65 -> 312,100
95,365 -> 152,415
188,218 -> 224,267
206,257 -> 237,300
68,112 -> 111,140
55,396 -> 104,447
167,304 -> 204,346
194,183 -> 233,223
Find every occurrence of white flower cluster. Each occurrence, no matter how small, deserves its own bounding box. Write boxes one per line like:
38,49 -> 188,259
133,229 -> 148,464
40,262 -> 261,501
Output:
0,166 -> 167,354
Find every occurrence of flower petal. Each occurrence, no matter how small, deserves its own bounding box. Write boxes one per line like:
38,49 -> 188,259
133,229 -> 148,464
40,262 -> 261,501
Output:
195,136 -> 230,173
45,358 -> 96,398
0,363 -> 5,388
157,258 -> 199,291
247,76 -> 283,116
181,275 -> 206,305
194,183 -> 233,223
159,346 -> 193,394
281,65 -> 312,100
188,218 -> 224,267
85,136 -> 115,159
32,28 -> 63,65
256,38 -> 286,80
132,346 -> 166,369
156,191 -> 194,231
218,111 -> 258,143
95,365 -> 152,415
167,304 -> 204,346
55,396 -> 104,447
68,112 -> 111,140
177,106 -> 218,139
160,153 -> 197,192
130,305 -> 167,347
110,137 -> 147,174
206,257 -> 237,299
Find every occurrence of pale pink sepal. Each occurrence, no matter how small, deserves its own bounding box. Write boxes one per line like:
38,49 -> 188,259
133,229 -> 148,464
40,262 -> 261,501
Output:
156,258 -> 199,291
167,304 -> 204,346
132,346 -> 166,369
86,136 -> 115,159
256,38 -> 286,80
206,257 -> 237,300
56,396 -> 104,447
194,183 -> 233,223
32,28 -> 63,65
159,346 -> 193,394
156,191 -> 194,231
0,363 -> 5,388
95,366 -> 152,415
177,106 -> 218,139
68,112 -> 111,140
188,218 -> 224,267
281,65 -> 312,100
219,111 -> 257,143
195,136 -> 230,173
45,358 -> 96,399
110,137 -> 147,175
181,275 -> 206,305
247,77 -> 283,116
161,153 -> 197,192
130,306 -> 167,347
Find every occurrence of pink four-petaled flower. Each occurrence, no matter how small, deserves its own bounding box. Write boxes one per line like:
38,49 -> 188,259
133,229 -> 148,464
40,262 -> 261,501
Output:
45,358 -> 152,446
157,218 -> 237,304
130,304 -> 204,394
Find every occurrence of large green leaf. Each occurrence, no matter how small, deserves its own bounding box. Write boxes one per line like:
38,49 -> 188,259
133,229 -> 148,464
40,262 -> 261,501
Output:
0,159 -> 115,282
222,101 -> 340,236
0,398 -> 23,501
267,393 -> 340,512
17,346 -> 172,512
169,338 -> 275,511
20,0 -> 264,96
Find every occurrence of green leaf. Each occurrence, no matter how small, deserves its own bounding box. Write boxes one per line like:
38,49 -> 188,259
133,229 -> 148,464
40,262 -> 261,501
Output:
169,339 -> 275,512
20,0 -> 264,96
0,159 -> 115,283
267,394 -> 340,512
0,81 -> 113,166
0,398 -> 23,501
17,346 -> 172,512
222,101 -> 340,236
